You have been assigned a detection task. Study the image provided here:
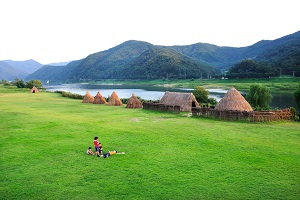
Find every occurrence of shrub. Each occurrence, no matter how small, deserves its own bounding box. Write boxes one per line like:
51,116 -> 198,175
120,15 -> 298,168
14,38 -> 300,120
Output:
61,91 -> 83,99
290,107 -> 296,121
246,84 -> 272,110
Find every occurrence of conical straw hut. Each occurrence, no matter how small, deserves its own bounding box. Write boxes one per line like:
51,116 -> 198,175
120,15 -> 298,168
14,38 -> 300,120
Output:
93,91 -> 107,104
126,93 -> 143,109
159,92 -> 200,112
82,91 -> 94,103
108,91 -> 123,106
214,86 -> 253,111
30,86 -> 39,93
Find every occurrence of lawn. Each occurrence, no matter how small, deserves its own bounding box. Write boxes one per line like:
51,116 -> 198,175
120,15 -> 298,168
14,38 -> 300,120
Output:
1,87 -> 300,199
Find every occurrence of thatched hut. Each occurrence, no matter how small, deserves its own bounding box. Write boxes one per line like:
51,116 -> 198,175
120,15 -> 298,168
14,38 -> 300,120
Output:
82,91 -> 94,103
30,86 -> 39,93
108,91 -> 123,106
126,93 -> 143,109
93,91 -> 107,104
214,86 -> 253,111
159,92 -> 200,112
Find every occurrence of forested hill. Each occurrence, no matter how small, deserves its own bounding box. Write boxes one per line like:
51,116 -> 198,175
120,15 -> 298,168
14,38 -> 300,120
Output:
26,40 -> 216,83
256,31 -> 300,76
26,30 -> 300,83
169,30 -> 300,71
112,47 -> 217,79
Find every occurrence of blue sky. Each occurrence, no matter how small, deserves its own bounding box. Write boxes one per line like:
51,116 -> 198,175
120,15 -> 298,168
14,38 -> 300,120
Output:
0,0 -> 299,64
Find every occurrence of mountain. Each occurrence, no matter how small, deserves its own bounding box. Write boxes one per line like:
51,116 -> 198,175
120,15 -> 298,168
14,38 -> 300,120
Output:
69,40 -> 154,81
0,59 -> 43,81
114,47 -> 216,79
46,61 -> 73,66
227,31 -> 300,77
26,30 -> 300,82
0,61 -> 27,80
169,30 -> 300,71
255,31 -> 300,76
26,41 -> 217,83
25,60 -> 83,83
2,59 -> 43,74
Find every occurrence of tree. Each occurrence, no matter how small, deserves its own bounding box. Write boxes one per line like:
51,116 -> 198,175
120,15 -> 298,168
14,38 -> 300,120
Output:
12,78 -> 26,88
26,80 -> 43,89
193,86 -> 209,104
294,84 -> 300,112
208,97 -> 218,106
246,84 -> 272,110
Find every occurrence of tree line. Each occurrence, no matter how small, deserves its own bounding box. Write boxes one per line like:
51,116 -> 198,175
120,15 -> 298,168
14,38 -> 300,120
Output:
0,79 -> 43,89
227,59 -> 300,79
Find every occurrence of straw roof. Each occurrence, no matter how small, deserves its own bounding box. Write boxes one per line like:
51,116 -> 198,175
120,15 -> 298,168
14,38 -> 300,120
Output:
126,93 -> 143,109
159,91 -> 200,112
93,91 -> 107,104
82,91 -> 94,103
30,86 -> 39,93
108,91 -> 123,106
214,86 -> 253,111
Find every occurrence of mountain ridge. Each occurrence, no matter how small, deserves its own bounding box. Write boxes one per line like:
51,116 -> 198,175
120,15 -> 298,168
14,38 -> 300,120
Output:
26,30 -> 300,83
2,30 -> 299,82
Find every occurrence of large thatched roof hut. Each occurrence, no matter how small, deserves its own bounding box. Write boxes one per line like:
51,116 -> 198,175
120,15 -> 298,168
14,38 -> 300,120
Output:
30,86 -> 39,93
214,86 -> 253,111
82,91 -> 94,103
159,92 -> 200,112
108,91 -> 123,106
93,91 -> 107,104
126,93 -> 143,109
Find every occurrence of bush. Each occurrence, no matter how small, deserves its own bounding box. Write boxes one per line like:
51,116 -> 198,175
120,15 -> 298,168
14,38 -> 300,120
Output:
290,107 -> 296,121
294,84 -> 300,111
12,79 -> 26,88
61,91 -> 83,99
193,86 -> 209,103
246,84 -> 272,110
26,80 -> 43,89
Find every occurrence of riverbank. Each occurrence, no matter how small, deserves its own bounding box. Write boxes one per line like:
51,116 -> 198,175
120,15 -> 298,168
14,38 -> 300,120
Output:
89,76 -> 300,91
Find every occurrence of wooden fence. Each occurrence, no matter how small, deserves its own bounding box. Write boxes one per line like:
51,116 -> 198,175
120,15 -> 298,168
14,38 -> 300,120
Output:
192,108 -> 292,122
142,102 -> 180,113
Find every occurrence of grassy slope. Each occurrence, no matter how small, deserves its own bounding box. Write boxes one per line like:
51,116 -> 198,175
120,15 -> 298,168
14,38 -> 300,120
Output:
98,77 -> 300,91
1,87 -> 300,199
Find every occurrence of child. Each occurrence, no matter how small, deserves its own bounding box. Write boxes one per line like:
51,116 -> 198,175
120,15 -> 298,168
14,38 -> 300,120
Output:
86,147 -> 94,155
99,143 -> 103,154
93,136 -> 101,157
100,150 -> 125,158
101,150 -> 117,158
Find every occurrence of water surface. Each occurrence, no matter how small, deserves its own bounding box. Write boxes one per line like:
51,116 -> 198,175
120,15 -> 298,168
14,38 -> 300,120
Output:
46,84 -> 298,111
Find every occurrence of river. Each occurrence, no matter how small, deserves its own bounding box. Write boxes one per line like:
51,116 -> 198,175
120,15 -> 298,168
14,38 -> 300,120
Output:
46,84 -> 298,111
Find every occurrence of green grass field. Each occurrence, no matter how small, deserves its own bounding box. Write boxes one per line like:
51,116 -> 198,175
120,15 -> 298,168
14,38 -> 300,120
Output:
95,77 -> 300,91
1,86 -> 300,199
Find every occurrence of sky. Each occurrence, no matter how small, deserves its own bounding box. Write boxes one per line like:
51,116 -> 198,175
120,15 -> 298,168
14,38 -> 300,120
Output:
0,0 -> 299,64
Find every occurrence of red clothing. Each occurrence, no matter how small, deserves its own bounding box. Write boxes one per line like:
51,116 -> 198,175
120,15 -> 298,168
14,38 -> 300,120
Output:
93,140 -> 99,147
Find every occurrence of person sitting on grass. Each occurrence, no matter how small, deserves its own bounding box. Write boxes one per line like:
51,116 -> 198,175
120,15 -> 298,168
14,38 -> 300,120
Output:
86,147 -> 94,155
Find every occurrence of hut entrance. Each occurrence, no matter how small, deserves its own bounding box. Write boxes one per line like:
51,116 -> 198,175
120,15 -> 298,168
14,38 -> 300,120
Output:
192,101 -> 196,108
